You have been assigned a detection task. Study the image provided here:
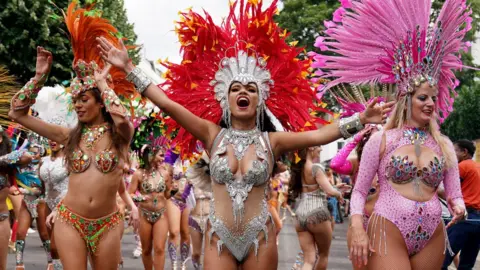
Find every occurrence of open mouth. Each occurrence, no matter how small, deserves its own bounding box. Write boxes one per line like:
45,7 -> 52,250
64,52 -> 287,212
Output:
50,143 -> 57,147
76,111 -> 85,117
237,96 -> 250,109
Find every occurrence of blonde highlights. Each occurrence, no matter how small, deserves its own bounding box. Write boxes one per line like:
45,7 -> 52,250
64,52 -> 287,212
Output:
384,90 -> 455,168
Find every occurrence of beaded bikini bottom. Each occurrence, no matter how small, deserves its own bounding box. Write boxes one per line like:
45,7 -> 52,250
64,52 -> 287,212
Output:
56,202 -> 123,255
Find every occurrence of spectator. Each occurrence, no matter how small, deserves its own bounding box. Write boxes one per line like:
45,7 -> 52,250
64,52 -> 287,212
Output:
442,139 -> 480,270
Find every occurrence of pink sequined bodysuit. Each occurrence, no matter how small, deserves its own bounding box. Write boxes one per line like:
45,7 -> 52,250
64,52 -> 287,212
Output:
350,127 -> 464,256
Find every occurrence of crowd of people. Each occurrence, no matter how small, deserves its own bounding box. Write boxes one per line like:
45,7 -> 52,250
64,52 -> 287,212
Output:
0,0 -> 479,269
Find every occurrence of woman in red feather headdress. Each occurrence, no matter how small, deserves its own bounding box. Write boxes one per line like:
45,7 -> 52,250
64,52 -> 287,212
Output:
8,2 -> 140,269
98,0 -> 391,268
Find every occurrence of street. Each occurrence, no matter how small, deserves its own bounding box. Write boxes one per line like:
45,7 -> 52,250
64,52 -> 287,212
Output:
6,216 -> 479,269
7,215 -> 351,270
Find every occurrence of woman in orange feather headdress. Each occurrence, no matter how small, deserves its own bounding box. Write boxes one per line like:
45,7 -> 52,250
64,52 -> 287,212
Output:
9,2 -> 140,269
98,0 -> 392,268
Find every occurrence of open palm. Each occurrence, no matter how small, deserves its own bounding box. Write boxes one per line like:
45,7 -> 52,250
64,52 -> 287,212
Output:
97,37 -> 130,71
35,47 -> 53,78
94,63 -> 112,91
363,98 -> 395,124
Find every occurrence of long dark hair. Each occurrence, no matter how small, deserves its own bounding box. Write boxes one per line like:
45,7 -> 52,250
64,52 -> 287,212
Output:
288,149 -> 307,203
140,145 -> 163,171
0,132 -> 12,172
356,128 -> 375,163
219,109 -> 278,132
64,88 -> 129,171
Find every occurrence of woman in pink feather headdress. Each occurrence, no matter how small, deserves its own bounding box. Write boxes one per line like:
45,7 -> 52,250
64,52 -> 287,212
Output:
311,0 -> 472,268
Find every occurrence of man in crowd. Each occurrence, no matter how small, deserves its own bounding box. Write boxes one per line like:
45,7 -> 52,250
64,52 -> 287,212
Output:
442,139 -> 480,270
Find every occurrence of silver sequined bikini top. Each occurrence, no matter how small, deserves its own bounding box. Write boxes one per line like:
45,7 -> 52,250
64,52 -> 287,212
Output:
210,128 -> 272,186
209,128 -> 273,224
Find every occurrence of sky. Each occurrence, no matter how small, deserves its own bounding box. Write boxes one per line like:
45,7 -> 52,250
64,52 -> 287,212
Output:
123,0 -> 278,69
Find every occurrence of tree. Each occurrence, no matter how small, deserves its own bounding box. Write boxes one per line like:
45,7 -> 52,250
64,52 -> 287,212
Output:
275,0 -> 342,113
441,82 -> 480,141
275,0 -> 339,53
0,0 -> 139,85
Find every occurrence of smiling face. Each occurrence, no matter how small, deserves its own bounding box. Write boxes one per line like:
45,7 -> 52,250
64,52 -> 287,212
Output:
153,149 -> 165,165
228,82 -> 260,122
72,89 -> 104,124
410,82 -> 437,126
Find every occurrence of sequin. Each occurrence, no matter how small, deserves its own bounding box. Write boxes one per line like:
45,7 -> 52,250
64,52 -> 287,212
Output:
208,128 -> 273,261
350,127 -> 462,256
39,156 -> 69,210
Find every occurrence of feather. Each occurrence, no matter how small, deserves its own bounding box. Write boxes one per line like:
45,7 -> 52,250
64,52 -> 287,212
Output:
313,0 -> 471,122
63,2 -> 137,99
162,0 -> 327,159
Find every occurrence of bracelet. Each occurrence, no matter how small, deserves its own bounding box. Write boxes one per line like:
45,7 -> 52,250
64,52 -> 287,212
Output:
126,67 -> 152,94
101,87 -> 129,117
11,75 -> 47,111
338,113 -> 365,139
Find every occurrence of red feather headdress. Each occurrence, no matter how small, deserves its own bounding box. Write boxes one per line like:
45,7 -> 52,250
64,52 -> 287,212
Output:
162,0 -> 325,159
63,2 -> 136,100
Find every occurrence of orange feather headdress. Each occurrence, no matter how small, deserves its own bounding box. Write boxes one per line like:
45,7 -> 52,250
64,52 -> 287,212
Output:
63,2 -> 136,100
162,0 -> 329,159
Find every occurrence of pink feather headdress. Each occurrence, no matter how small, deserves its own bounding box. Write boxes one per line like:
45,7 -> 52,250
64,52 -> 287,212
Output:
311,0 -> 472,122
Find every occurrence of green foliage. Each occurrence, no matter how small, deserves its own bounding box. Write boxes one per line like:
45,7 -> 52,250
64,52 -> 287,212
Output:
275,0 -> 339,53
441,82 -> 480,141
0,0 -> 139,85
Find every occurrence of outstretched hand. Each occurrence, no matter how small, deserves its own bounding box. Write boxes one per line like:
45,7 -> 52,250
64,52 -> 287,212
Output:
96,37 -> 131,73
93,63 -> 112,91
360,98 -> 395,125
35,47 -> 53,79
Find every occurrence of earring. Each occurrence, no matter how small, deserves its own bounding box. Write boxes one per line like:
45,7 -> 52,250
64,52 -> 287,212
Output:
60,145 -> 64,149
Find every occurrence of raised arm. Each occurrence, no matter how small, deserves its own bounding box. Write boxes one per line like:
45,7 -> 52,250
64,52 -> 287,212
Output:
270,100 -> 393,158
330,136 -> 362,175
0,149 -> 31,167
9,47 -> 70,144
96,37 -> 220,150
94,63 -> 134,143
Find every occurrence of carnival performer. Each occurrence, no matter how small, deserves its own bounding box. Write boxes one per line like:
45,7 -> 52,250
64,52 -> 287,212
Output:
326,84 -> 390,270
167,156 -> 193,270
96,0 -> 392,267
312,0 -> 471,268
268,160 -> 288,244
186,152 -> 212,270
33,85 -> 76,270
290,146 -> 346,270
278,166 -> 295,220
0,131 -> 34,270
128,142 -> 173,270
13,140 -> 53,270
8,3 -> 139,269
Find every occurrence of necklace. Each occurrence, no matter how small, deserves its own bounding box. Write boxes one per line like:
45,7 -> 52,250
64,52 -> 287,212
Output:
403,126 -> 428,196
81,123 -> 110,150
225,128 -> 262,160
